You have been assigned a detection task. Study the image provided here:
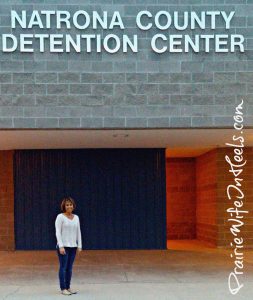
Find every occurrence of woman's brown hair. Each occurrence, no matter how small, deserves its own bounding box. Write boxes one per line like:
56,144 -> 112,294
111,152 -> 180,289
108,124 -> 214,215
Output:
60,197 -> 76,212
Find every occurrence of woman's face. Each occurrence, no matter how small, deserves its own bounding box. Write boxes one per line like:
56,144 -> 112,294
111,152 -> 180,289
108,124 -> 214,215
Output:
65,201 -> 74,213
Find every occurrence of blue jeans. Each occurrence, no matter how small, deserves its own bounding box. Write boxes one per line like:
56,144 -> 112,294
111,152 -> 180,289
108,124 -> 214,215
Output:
56,246 -> 77,290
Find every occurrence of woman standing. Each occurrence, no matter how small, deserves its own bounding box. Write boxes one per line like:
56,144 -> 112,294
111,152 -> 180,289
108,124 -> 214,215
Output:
55,197 -> 82,296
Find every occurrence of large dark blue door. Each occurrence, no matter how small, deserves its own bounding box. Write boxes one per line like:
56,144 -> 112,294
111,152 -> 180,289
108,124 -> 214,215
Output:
14,149 -> 166,250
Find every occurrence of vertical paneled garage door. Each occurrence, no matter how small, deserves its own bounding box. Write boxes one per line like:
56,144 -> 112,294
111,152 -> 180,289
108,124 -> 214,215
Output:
14,149 -> 166,250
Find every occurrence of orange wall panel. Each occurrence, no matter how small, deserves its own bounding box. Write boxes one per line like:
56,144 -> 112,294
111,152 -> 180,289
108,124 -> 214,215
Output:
0,151 -> 15,251
166,158 -> 196,239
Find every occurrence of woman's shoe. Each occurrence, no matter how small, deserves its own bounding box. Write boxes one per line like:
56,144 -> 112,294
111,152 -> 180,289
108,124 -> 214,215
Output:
61,289 -> 72,295
68,288 -> 77,294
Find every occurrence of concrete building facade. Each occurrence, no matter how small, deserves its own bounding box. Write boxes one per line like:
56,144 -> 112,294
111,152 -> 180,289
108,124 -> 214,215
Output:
0,1 -> 252,129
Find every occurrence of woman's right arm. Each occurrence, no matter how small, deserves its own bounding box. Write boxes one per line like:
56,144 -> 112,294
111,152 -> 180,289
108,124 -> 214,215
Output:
55,215 -> 65,254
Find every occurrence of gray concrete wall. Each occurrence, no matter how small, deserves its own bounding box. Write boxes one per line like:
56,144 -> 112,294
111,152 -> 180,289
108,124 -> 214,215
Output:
0,0 -> 253,129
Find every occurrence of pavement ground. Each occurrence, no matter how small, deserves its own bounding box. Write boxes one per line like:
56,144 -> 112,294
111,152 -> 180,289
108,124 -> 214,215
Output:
0,240 -> 253,300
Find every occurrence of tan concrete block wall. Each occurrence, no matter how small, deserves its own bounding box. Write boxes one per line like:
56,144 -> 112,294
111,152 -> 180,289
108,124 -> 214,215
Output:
196,149 -> 218,246
217,147 -> 253,248
166,158 -> 196,239
0,151 -> 15,251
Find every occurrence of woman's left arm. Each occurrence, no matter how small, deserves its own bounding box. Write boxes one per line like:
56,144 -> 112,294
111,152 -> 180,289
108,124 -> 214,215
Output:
77,216 -> 82,251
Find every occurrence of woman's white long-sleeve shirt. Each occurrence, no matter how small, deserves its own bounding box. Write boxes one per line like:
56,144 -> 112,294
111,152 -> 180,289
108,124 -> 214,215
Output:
55,213 -> 82,249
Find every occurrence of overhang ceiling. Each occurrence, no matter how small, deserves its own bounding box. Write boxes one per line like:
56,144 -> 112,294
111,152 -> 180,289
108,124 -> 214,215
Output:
0,128 -> 251,157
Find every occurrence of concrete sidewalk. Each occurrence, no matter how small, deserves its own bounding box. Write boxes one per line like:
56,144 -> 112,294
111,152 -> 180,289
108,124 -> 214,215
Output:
0,240 -> 253,300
